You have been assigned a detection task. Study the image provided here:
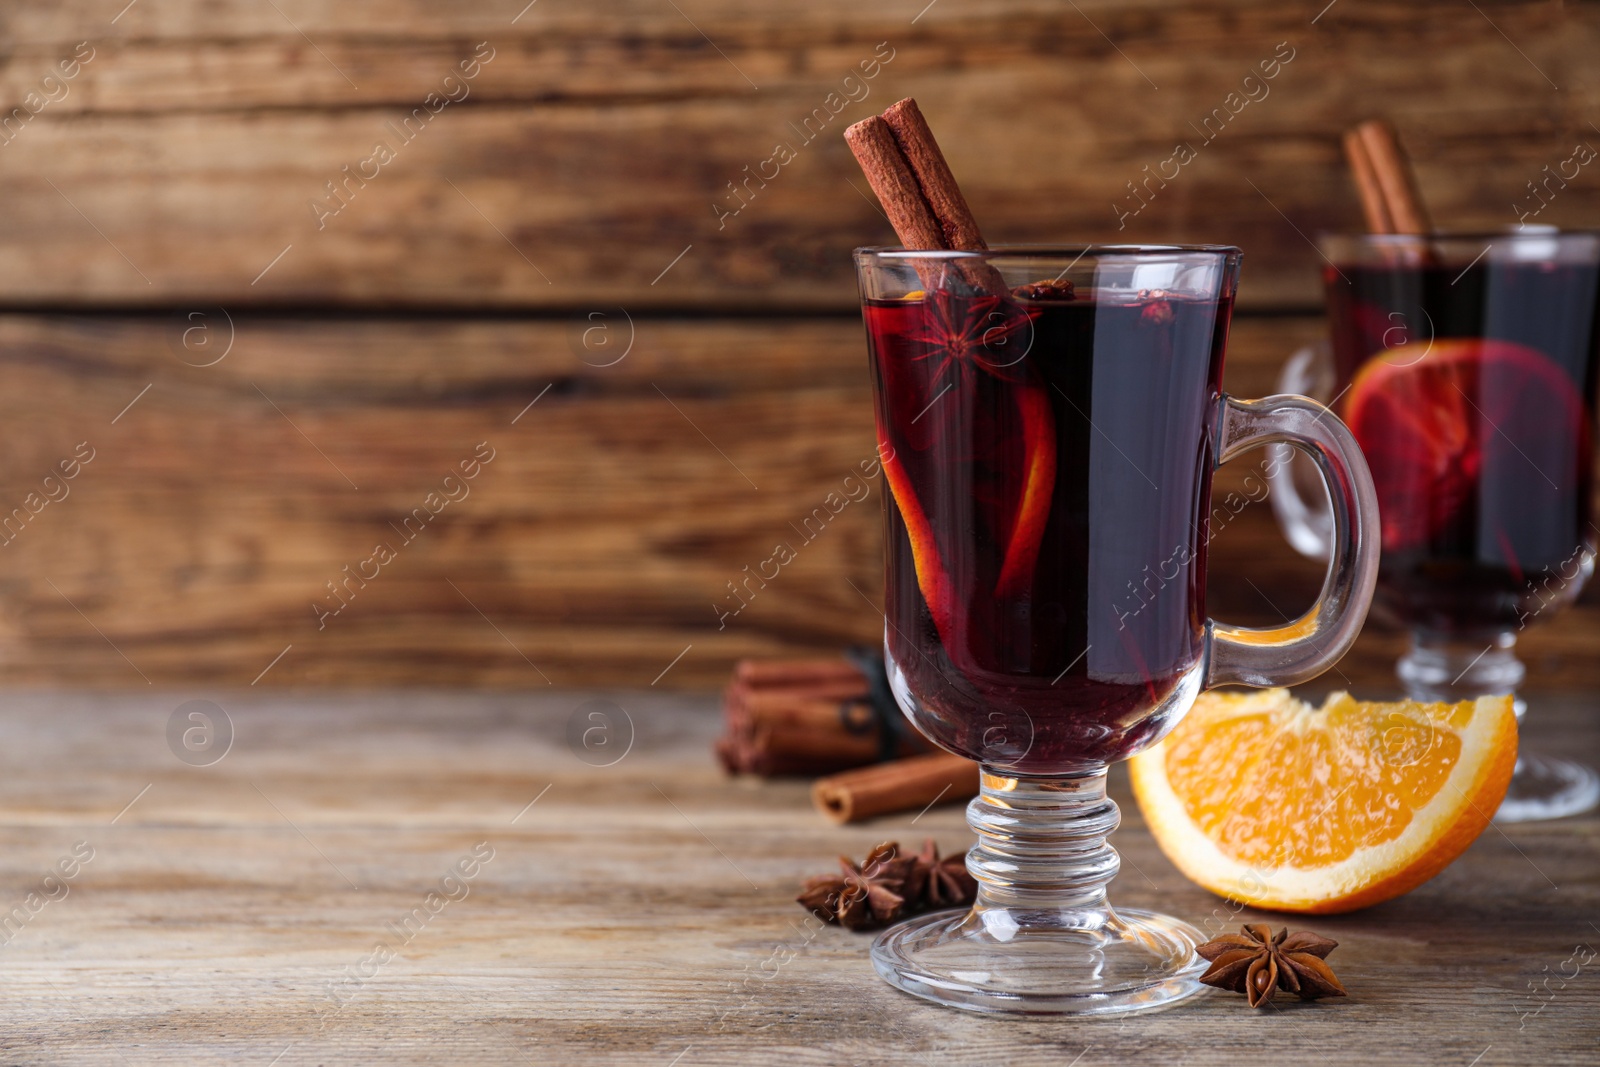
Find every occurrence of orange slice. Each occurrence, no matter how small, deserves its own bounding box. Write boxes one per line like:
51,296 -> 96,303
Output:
993,384 -> 1055,599
1343,338 -> 1586,551
1129,689 -> 1517,913
877,429 -> 954,645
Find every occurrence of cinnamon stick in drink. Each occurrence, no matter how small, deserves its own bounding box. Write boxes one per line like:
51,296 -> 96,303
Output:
812,752 -> 979,825
1342,128 -> 1395,235
1345,119 -> 1431,235
843,115 -> 951,252
878,98 -> 987,252
846,98 -> 1004,294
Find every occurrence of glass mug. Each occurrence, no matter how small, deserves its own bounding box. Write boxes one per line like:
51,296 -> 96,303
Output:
1269,229 -> 1600,822
856,246 -> 1380,1015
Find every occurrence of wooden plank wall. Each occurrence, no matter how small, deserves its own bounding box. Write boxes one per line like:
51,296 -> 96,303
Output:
0,1 -> 1596,688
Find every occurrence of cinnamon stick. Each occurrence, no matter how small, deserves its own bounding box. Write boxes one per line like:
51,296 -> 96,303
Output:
728,676 -> 866,707
812,752 -> 979,825
846,97 -> 1004,295
843,115 -> 950,252
733,658 -> 866,689
724,680 -> 873,730
738,694 -> 878,733
747,723 -> 884,776
713,734 -> 742,774
721,701 -> 932,776
1347,119 -> 1431,235
717,654 -> 936,776
1341,128 -> 1394,235
879,98 -> 987,251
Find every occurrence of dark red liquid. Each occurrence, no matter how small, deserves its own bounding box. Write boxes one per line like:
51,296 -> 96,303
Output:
865,287 -> 1231,772
1325,260 -> 1600,635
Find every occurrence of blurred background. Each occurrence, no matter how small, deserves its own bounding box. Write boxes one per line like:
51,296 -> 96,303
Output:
0,0 -> 1596,691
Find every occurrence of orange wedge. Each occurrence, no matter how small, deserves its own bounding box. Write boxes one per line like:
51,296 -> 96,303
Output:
994,384 -> 1056,600
878,428 -> 955,646
1129,689 -> 1517,913
1343,338 -> 1586,551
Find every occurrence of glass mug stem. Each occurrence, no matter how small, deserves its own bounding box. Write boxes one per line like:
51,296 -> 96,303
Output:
963,767 -> 1119,913
1398,630 -> 1525,701
874,765 -> 1206,1015
1398,630 -> 1600,821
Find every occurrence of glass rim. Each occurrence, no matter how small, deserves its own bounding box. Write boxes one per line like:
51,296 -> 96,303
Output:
1319,227 -> 1600,268
854,243 -> 1242,261
1318,226 -> 1600,245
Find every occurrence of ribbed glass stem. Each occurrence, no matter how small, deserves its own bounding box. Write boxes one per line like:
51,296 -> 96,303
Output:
1398,629 -> 1600,823
965,766 -> 1120,920
1398,630 -> 1524,709
871,759 -> 1206,1012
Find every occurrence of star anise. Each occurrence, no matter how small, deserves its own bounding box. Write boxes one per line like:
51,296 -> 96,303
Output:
1012,278 -> 1075,302
1137,287 -> 1175,326
1196,924 -> 1347,1008
910,838 -> 976,910
909,286 -> 1039,387
796,842 -> 916,931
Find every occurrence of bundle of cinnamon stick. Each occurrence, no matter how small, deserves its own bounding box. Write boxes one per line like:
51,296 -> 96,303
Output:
842,97 -> 986,254
714,655 -> 978,825
715,657 -> 929,776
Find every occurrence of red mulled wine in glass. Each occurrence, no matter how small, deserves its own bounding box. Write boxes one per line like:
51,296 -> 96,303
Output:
857,247 -> 1380,1015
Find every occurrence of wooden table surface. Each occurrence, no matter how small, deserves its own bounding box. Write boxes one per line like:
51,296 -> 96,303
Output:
2,688 -> 1595,1065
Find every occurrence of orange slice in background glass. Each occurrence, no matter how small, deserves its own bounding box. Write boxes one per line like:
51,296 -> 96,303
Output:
1343,338 -> 1587,553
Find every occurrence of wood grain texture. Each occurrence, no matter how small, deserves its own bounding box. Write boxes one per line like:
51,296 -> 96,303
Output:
0,689 -> 1593,1064
0,2 -> 1593,309
0,1 -> 1595,688
0,311 -> 1595,690
0,312 -> 880,688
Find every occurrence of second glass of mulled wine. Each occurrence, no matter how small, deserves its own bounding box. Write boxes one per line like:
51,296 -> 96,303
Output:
1271,229 -> 1600,822
857,246 -> 1380,1015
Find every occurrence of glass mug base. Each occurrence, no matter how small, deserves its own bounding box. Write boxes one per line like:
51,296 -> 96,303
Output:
1398,631 -> 1599,822
867,759 -> 1209,1016
1497,751 -> 1600,823
871,906 -> 1206,1016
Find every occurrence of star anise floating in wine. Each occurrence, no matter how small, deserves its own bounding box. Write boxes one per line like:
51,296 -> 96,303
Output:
1011,278 -> 1075,302
797,839 -> 976,931
909,286 -> 1039,386
1195,924 -> 1347,1008
1137,287 -> 1176,326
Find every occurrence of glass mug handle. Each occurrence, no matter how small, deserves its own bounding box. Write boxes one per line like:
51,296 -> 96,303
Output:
1205,393 -> 1381,688
1266,339 -> 1338,561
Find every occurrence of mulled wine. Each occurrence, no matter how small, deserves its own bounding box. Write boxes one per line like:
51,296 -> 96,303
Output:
857,245 -> 1377,1015
864,281 -> 1231,772
1324,255 -> 1600,635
